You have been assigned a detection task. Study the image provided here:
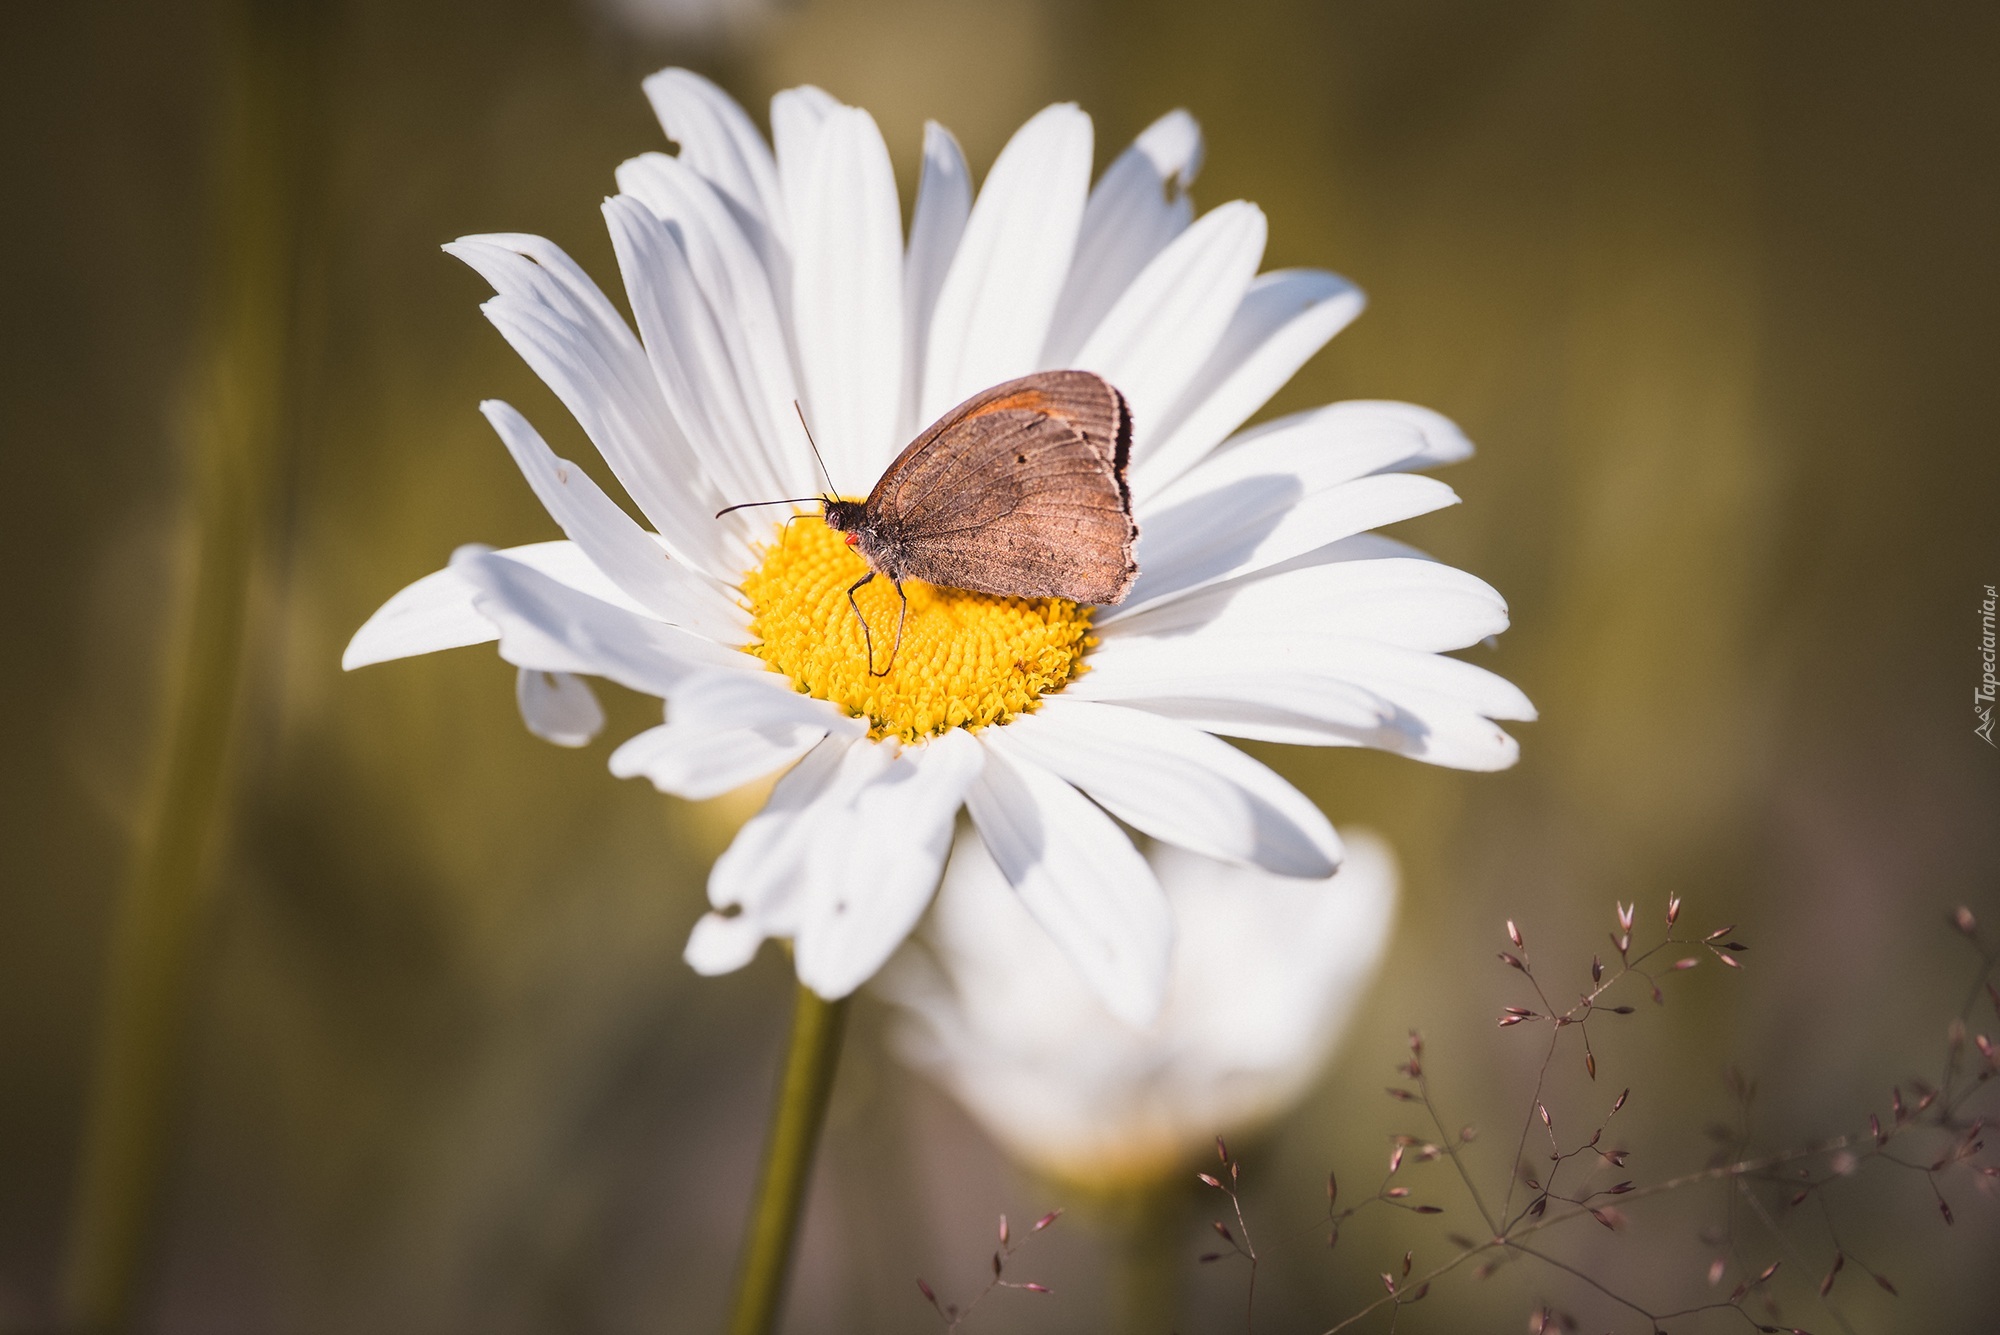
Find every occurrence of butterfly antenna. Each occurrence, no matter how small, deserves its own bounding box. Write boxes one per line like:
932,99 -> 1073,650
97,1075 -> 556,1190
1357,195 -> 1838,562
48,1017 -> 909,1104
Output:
714,496 -> 825,519
794,400 -> 838,497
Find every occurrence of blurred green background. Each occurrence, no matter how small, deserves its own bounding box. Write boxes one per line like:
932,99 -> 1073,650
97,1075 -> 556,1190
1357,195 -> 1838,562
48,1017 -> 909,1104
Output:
5,0 -> 1997,1331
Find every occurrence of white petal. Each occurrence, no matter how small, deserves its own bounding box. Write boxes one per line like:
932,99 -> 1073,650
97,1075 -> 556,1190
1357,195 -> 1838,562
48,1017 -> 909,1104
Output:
1128,695 -> 1522,770
697,731 -> 979,995
454,238 -> 731,575
1122,473 -> 1461,614
1001,698 -> 1340,877
785,103 -> 904,489
964,736 -> 1171,1025
478,289 -> 717,549
345,565 -> 496,670
1102,555 -> 1510,653
1147,399 -> 1475,517
613,153 -> 813,494
447,234 -> 641,370
922,104 -> 1093,422
768,85 -> 842,424
1078,633 -> 1533,769
451,545 -> 746,697
1073,200 -> 1265,445
344,541 -> 641,670
671,667 -> 861,731
608,669 -> 861,799
1131,269 -> 1366,501
515,668 -> 605,747
769,85 -> 840,227
602,195 -> 789,529
685,910 -> 767,975
1073,660 -> 1387,736
610,720 -> 824,799
706,735 -> 856,923
1086,630 -> 1534,715
1044,109 -> 1204,368
793,729 -> 984,999
479,401 -> 748,643
641,68 -> 785,254
902,122 -> 971,441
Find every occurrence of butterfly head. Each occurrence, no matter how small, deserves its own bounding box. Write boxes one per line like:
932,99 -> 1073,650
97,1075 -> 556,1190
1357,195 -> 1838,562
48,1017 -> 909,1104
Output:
821,498 -> 868,536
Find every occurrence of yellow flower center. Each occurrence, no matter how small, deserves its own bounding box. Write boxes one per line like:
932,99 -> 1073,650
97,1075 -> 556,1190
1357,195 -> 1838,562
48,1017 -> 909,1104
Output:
741,516 -> 1094,742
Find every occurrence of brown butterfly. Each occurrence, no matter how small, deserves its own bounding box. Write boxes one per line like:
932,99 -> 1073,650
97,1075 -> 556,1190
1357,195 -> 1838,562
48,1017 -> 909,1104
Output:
719,370 -> 1138,675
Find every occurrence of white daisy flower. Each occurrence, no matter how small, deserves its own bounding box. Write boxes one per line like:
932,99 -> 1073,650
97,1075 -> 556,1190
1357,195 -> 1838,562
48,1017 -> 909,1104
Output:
343,69 -> 1533,1025
878,827 -> 1398,1188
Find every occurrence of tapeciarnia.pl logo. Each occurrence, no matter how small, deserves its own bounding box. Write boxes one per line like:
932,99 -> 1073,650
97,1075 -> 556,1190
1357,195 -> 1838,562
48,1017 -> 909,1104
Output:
1978,583 -> 1997,747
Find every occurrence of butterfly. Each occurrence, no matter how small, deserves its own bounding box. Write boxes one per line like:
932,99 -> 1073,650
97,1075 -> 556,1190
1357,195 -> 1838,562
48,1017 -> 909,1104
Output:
720,370 -> 1139,675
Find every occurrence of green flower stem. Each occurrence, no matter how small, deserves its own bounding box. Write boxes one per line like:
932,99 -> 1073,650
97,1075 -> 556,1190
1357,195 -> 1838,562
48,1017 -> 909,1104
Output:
727,984 -> 851,1335
61,3 -> 313,1329
1114,1179 -> 1181,1335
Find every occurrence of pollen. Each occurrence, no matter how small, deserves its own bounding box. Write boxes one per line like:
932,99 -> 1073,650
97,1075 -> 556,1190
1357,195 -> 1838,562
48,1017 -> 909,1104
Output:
741,517 -> 1093,742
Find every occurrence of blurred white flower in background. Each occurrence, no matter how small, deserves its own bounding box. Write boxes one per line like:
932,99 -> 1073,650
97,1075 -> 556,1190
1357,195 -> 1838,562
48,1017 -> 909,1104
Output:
880,826 -> 1398,1188
592,0 -> 774,46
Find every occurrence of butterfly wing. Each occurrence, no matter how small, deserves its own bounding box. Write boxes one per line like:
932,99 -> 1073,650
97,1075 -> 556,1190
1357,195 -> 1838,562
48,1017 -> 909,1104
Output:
875,368 -> 1130,489
865,371 -> 1138,603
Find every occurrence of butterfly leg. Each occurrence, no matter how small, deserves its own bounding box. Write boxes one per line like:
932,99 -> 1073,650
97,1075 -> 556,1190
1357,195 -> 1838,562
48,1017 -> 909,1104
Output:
845,572 -> 879,675
847,573 -> 910,676
880,580 -> 908,678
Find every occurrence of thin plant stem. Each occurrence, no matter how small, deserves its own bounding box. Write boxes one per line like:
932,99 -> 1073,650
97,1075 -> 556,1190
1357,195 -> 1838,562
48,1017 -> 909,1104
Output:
60,2 -> 312,1328
1314,1141 -> 1845,1335
727,983 -> 851,1335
